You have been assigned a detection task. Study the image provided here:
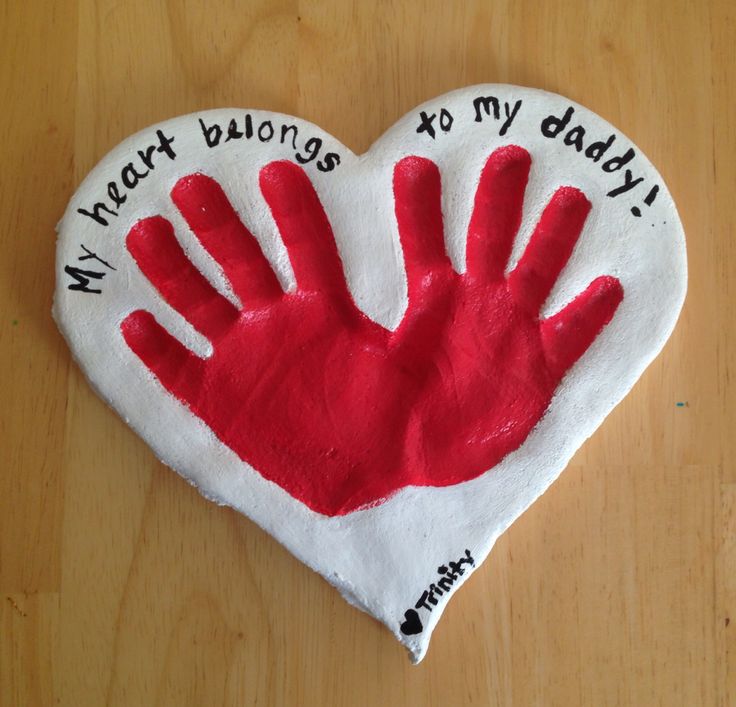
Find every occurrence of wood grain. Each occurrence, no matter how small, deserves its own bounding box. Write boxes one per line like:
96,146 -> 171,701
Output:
1,1 -> 733,705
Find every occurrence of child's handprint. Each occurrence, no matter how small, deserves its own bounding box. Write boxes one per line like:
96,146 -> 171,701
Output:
121,146 -> 623,516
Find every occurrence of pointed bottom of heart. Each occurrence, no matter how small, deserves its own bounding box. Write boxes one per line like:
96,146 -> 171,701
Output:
173,461 -> 487,664
334,577 -> 466,664
301,538 -> 484,664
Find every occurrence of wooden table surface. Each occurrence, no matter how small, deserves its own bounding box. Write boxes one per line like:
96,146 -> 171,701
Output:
1,1 -> 734,705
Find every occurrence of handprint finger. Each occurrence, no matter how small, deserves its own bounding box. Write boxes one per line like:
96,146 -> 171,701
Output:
121,310 -> 206,403
171,173 -> 282,308
259,161 -> 354,306
540,275 -> 624,378
127,216 -> 239,341
508,186 -> 591,315
393,157 -> 452,299
466,145 -> 530,282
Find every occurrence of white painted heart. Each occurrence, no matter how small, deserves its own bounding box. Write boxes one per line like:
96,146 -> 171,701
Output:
54,85 -> 686,662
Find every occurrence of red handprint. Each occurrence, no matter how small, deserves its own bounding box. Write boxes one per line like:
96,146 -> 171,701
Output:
121,146 -> 623,516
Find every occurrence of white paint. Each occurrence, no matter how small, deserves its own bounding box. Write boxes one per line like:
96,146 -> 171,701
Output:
54,85 -> 687,662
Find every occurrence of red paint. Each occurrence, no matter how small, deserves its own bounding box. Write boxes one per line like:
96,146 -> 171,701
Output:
121,147 -> 623,516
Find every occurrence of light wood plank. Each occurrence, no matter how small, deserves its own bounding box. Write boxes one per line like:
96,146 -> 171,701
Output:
0,0 -> 76,595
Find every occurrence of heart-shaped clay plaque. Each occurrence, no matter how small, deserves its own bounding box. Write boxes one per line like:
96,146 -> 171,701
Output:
54,85 -> 686,662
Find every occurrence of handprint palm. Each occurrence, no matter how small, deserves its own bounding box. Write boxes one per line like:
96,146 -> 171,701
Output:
121,146 -> 623,515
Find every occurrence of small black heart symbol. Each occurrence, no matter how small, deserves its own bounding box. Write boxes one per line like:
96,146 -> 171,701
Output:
400,609 -> 423,635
